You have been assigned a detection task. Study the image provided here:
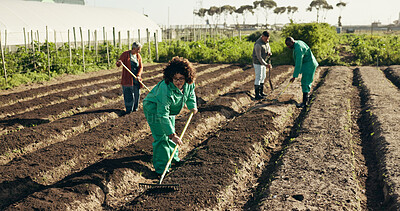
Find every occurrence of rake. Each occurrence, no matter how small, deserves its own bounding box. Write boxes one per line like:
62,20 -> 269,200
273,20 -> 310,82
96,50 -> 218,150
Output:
273,80 -> 292,102
267,57 -> 274,91
120,61 -> 151,92
139,111 -> 194,190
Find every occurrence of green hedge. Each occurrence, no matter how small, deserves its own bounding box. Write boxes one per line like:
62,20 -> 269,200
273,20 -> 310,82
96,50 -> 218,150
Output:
281,23 -> 341,65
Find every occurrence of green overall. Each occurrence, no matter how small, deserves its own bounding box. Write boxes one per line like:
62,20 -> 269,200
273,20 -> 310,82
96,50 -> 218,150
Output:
143,80 -> 196,174
293,40 -> 319,93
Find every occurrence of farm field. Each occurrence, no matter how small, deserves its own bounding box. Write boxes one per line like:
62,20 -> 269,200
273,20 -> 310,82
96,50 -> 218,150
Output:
1,63 -> 400,210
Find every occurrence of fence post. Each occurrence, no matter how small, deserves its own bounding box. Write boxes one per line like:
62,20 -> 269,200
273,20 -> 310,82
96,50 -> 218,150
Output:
127,30 -> 130,50
4,29 -> 7,53
138,29 -> 141,44
23,28 -> 27,51
146,28 -> 151,60
88,29 -> 91,51
36,30 -> 40,52
113,27 -> 116,47
46,26 -> 51,77
103,27 -> 106,45
31,30 -> 35,52
73,27 -> 77,49
118,31 -> 121,49
154,31 -> 159,62
95,30 -> 98,62
0,30 -> 7,85
68,29 -> 72,66
106,32 -> 110,69
80,27 -> 85,72
54,30 -> 58,56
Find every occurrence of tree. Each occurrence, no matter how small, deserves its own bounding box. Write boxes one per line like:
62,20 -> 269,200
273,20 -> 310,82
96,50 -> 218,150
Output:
322,4 -> 333,22
286,6 -> 298,23
336,1 -> 347,26
194,8 -> 208,25
235,5 -> 254,26
221,5 -> 236,27
207,6 -> 222,28
253,0 -> 277,27
273,7 -> 286,26
307,0 -> 332,22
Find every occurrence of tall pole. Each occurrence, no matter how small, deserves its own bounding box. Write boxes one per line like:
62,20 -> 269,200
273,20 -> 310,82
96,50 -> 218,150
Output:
80,27 -> 85,72
1,30 -> 7,84
23,28 -> 27,51
46,26 -> 50,77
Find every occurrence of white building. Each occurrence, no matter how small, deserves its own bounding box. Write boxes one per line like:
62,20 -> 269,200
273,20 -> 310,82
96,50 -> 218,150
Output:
0,0 -> 161,47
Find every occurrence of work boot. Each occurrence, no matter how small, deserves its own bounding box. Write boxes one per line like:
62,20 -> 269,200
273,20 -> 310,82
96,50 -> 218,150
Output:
260,83 -> 267,96
296,92 -> 309,108
254,85 -> 264,100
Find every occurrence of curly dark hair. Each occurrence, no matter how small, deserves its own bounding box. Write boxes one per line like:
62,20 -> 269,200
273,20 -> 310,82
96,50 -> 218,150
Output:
163,56 -> 196,85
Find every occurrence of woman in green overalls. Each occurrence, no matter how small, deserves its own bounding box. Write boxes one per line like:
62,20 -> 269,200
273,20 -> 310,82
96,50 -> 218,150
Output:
143,56 -> 198,176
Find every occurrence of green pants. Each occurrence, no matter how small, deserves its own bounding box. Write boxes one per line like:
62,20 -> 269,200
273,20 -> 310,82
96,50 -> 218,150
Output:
300,63 -> 317,93
143,102 -> 180,174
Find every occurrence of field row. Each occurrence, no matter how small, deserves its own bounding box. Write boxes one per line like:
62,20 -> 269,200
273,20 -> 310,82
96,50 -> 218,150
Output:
1,64 -> 400,210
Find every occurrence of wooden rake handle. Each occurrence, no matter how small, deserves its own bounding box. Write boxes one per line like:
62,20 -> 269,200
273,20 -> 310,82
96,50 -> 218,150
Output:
120,61 -> 151,92
159,111 -> 194,184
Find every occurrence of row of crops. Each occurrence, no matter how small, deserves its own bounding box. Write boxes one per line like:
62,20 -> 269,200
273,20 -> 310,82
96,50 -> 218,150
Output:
1,23 -> 400,90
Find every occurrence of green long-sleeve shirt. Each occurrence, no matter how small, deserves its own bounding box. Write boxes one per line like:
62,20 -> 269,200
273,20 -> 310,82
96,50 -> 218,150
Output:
293,40 -> 319,78
143,80 -> 197,136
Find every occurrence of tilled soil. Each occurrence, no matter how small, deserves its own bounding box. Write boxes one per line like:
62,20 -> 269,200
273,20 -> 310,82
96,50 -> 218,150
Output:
1,63 -> 400,210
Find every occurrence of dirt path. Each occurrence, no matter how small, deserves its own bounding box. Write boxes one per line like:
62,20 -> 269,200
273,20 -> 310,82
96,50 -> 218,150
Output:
257,66 -> 363,210
356,66 -> 400,210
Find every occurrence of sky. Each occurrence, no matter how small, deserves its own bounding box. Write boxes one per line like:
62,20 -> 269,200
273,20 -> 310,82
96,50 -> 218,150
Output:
84,0 -> 400,27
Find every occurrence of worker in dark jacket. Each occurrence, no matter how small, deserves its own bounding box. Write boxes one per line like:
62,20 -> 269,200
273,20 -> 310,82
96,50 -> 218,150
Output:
285,37 -> 319,108
252,31 -> 272,100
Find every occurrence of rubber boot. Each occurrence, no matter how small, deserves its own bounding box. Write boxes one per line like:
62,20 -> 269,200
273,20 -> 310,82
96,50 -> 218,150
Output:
255,85 -> 264,100
260,83 -> 267,96
296,92 -> 309,108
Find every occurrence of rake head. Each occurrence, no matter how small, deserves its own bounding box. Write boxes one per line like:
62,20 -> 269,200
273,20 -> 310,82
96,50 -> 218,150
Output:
139,182 -> 180,191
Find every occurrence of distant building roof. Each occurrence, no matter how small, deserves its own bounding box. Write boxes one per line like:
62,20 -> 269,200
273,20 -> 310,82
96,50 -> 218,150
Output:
1,0 -> 161,45
24,0 -> 85,5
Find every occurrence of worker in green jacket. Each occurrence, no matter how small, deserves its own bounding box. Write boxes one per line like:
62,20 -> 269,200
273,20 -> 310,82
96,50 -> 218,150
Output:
285,37 -> 319,108
143,56 -> 198,176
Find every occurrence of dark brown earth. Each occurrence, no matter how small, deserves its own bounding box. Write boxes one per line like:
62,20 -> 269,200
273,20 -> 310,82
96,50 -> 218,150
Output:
1,63 -> 400,210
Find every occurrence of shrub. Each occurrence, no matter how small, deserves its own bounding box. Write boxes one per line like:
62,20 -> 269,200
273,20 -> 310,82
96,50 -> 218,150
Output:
282,23 -> 340,65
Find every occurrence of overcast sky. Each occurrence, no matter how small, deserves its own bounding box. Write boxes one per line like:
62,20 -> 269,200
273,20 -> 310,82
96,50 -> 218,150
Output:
84,0 -> 400,27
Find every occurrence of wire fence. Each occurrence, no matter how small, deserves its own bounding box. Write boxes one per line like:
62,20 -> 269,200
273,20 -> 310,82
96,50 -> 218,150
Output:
0,26 -> 163,87
0,25 -> 247,88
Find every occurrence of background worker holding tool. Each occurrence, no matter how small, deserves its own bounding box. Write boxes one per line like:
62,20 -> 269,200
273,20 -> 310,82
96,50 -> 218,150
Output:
116,42 -> 143,114
143,56 -> 198,177
285,37 -> 319,108
252,30 -> 272,100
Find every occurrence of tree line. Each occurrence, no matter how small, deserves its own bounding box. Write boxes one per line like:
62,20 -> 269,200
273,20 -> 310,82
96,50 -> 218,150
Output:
193,0 -> 347,27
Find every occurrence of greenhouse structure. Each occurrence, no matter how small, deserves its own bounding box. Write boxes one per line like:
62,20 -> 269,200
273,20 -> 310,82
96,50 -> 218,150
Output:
0,0 -> 162,48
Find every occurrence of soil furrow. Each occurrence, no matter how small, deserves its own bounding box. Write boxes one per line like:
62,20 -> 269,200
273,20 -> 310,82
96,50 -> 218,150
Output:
0,64 -> 263,209
355,66 -> 400,210
3,65 -> 293,210
255,66 -> 363,210
383,66 -> 400,89
0,63 -> 163,106
120,74 -> 302,210
0,64 -> 243,162
0,64 -> 217,137
0,64 -> 167,119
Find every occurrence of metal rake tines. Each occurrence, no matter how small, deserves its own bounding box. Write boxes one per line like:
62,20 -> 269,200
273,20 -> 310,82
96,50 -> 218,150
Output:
139,183 -> 180,190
